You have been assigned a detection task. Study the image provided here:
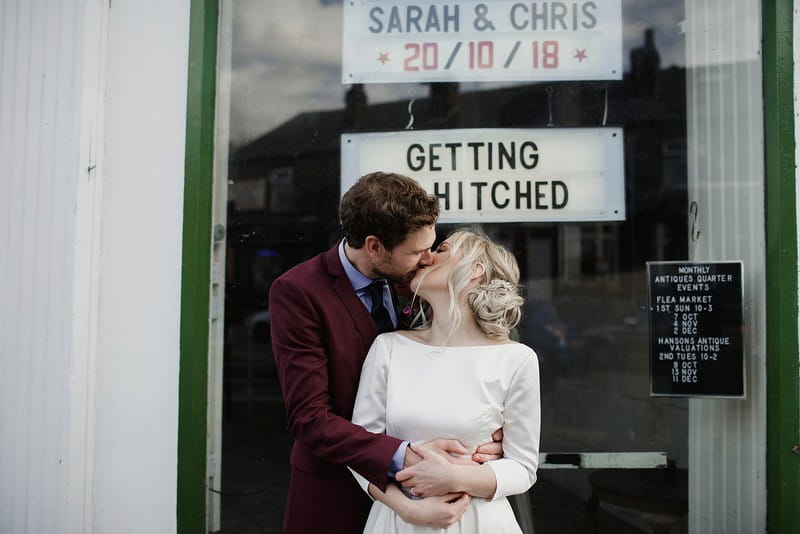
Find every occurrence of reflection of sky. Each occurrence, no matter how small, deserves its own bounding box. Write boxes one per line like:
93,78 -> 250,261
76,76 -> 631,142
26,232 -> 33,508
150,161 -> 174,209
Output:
227,0 -> 685,147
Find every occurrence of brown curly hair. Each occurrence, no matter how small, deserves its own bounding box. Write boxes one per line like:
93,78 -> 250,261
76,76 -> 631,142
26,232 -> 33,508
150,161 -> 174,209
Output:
340,172 -> 440,250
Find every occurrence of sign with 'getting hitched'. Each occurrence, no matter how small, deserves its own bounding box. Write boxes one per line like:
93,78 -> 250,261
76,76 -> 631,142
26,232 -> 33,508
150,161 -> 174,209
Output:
342,1 -> 623,83
341,128 -> 625,223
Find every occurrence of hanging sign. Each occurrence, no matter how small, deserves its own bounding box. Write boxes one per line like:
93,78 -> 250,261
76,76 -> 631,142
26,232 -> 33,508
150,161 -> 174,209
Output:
342,1 -> 622,83
341,128 -> 625,223
647,261 -> 745,398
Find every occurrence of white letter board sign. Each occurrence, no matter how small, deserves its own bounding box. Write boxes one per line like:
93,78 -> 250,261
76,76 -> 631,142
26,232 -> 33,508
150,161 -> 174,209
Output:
343,0 -> 623,83
341,127 -> 625,223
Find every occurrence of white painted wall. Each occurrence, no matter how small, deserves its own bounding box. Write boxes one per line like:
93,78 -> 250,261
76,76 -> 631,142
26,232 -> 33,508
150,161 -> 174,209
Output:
0,0 -> 190,532
92,0 -> 190,533
0,1 -> 86,531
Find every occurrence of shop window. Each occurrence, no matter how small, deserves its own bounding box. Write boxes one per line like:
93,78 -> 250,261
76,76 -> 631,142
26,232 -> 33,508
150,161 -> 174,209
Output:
210,1 -> 765,532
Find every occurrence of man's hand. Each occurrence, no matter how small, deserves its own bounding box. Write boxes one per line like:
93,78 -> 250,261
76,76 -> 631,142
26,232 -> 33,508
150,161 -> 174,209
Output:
397,443 -> 468,498
397,492 -> 471,529
403,438 -> 475,468
472,428 -> 504,464
369,483 -> 470,529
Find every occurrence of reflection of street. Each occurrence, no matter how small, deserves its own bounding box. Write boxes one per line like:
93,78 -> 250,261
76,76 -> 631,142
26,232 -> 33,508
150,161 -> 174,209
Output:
219,309 -> 686,533
219,402 -> 291,534
219,402 -> 660,534
219,420 -> 665,534
223,320 -> 280,416
519,277 -> 688,534
534,360 -> 688,533
221,321 -> 290,534
533,295 -> 688,457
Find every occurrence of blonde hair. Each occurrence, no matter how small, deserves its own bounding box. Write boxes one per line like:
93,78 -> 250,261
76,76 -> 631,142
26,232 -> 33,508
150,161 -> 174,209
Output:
414,229 -> 523,340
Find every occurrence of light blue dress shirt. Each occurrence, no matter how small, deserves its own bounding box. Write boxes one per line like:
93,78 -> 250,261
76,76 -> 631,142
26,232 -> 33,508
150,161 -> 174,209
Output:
338,240 -> 398,326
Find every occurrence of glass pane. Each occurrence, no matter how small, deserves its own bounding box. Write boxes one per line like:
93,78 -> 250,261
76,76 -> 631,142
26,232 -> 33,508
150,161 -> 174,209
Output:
214,1 -> 758,532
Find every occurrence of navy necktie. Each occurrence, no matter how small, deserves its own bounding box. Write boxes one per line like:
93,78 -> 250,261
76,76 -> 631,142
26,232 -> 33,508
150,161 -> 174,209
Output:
366,280 -> 393,333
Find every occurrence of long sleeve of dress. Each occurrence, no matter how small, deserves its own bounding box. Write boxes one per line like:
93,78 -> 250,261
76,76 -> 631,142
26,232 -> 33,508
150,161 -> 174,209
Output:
349,335 -> 393,494
486,350 -> 541,500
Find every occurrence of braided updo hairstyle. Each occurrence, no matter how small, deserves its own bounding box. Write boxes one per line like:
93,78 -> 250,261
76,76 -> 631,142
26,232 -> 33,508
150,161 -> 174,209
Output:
440,229 -> 523,340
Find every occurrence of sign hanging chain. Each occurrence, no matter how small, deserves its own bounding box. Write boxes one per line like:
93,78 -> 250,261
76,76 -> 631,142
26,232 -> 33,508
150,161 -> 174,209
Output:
406,98 -> 416,130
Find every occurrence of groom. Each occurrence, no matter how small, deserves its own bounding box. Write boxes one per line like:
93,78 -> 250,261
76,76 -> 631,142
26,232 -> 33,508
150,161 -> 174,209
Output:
269,172 -> 501,534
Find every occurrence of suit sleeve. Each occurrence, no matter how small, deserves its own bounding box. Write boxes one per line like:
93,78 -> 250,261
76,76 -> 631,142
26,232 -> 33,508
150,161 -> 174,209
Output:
269,276 -> 401,491
486,349 -> 541,500
349,335 -> 392,494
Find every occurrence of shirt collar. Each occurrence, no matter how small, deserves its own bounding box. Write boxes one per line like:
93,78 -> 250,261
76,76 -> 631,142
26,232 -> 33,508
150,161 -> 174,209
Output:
338,240 -> 376,292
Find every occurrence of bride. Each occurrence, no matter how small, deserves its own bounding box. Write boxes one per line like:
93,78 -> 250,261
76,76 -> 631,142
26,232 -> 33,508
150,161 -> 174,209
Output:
350,229 -> 541,533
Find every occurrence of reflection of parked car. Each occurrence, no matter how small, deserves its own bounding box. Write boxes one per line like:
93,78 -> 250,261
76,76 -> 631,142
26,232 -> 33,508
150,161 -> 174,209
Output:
244,309 -> 270,343
569,305 -> 649,374
519,299 -> 571,379
522,296 -> 650,379
224,309 -> 278,409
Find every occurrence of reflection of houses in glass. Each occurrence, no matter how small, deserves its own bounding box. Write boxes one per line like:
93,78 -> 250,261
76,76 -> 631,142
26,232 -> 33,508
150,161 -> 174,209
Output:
228,38 -> 687,319
225,51 -> 692,501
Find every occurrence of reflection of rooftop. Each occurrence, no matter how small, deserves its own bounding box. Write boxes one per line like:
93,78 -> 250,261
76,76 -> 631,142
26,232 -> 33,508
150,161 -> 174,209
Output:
234,66 -> 686,165
235,108 -> 343,160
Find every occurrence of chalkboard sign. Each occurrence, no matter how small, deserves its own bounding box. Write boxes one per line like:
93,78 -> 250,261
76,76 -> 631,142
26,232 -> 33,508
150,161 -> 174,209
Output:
647,261 -> 744,398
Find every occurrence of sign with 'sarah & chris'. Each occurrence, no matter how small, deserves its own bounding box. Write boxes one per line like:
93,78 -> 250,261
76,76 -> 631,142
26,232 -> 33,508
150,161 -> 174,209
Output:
342,0 -> 623,83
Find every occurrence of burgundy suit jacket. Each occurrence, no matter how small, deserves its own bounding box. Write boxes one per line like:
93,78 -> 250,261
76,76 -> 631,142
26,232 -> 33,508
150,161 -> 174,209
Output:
269,243 -> 404,534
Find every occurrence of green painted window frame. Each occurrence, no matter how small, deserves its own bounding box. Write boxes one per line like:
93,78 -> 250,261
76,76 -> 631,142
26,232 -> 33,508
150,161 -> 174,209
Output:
176,0 -> 799,531
763,1 -> 800,533
178,0 -> 218,532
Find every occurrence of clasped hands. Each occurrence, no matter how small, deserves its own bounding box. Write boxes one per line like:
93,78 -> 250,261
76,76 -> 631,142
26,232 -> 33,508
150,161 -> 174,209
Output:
376,429 -> 503,529
397,428 -> 503,498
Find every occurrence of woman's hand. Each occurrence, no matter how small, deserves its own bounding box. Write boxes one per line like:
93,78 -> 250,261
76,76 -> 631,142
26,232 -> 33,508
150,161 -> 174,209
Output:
396,443 -> 465,497
472,428 -> 504,463
397,442 -> 499,500
404,438 -> 475,468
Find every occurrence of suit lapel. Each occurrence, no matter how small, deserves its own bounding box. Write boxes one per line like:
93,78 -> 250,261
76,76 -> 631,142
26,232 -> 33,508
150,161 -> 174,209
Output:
323,244 -> 377,343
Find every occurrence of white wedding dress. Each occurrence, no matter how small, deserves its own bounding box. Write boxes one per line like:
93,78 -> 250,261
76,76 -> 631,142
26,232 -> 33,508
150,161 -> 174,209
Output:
351,332 -> 541,534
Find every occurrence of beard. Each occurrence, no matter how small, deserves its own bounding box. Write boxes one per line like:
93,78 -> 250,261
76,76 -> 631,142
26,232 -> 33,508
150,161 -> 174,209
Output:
376,266 -> 417,285
373,256 -> 419,284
